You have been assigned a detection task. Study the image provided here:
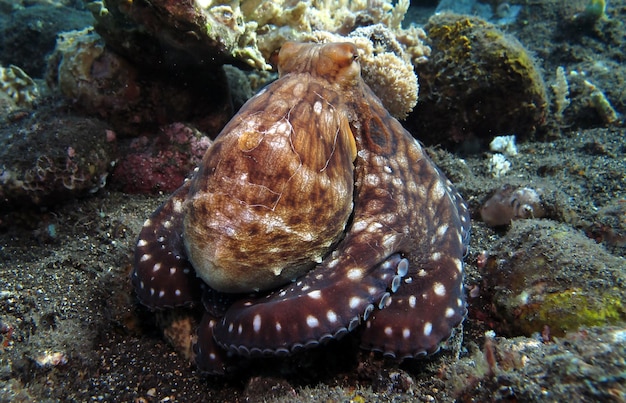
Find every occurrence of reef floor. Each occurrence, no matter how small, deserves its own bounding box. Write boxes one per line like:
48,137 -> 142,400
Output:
0,123 -> 624,402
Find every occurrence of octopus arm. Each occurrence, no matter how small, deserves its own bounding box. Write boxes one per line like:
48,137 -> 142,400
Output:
357,111 -> 471,358
210,252 -> 408,358
131,181 -> 202,309
194,311 -> 234,375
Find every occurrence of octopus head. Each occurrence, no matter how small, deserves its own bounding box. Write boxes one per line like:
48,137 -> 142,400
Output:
278,42 -> 361,90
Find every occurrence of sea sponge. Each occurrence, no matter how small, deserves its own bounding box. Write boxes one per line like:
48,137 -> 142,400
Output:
303,24 -> 424,119
408,13 -> 548,147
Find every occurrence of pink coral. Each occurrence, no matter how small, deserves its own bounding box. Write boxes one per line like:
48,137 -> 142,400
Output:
112,123 -> 212,194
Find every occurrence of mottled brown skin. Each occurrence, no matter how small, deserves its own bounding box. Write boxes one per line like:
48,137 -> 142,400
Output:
132,42 -> 470,375
184,43 -> 359,293
209,42 -> 469,360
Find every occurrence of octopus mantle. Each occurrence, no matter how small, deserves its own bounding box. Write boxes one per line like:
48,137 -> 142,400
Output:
132,42 -> 471,375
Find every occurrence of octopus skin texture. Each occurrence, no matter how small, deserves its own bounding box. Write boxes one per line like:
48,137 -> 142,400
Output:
132,42 -> 471,375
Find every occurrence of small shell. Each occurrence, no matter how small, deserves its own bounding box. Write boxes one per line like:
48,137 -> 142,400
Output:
480,185 -> 545,227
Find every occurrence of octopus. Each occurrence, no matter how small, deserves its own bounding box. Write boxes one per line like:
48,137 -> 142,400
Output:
132,42 -> 471,375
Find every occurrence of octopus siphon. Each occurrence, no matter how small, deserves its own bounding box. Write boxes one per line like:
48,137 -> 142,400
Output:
132,42 -> 471,374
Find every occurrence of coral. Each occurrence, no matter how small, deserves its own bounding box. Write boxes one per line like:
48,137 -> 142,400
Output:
111,123 -> 212,194
0,65 -> 39,107
46,28 -> 232,137
408,13 -> 548,147
570,0 -> 608,26
558,69 -> 621,127
551,66 -> 571,121
0,107 -> 116,209
480,185 -> 546,226
87,0 -> 417,71
535,288 -> 623,331
587,83 -> 619,124
79,1 -> 428,124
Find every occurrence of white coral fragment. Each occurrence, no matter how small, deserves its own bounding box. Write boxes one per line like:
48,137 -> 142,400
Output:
489,135 -> 518,156
487,153 -> 511,178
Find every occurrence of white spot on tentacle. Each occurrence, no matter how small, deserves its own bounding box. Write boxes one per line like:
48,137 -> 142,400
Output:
347,268 -> 363,281
306,315 -> 319,328
308,290 -> 322,299
313,101 -> 323,114
253,314 -> 261,333
349,296 -> 361,309
172,198 -> 183,213
423,322 -> 433,336
437,224 -> 449,239
455,258 -> 463,273
327,310 -> 338,323
352,220 -> 368,233
433,282 -> 446,296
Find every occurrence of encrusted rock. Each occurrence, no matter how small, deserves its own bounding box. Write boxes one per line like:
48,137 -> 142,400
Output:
46,28 -> 232,137
409,13 -> 548,147
0,107 -> 116,209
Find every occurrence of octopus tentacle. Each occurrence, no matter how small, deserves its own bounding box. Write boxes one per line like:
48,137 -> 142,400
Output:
360,217 -> 469,357
194,312 -> 233,374
354,93 -> 471,358
211,254 -> 408,357
131,181 -> 201,309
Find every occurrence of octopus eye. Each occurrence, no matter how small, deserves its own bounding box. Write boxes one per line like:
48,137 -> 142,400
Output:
327,43 -> 359,68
